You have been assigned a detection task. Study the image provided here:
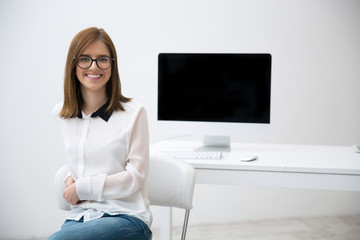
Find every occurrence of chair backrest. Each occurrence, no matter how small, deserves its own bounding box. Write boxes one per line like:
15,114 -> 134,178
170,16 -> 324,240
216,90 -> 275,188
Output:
55,156 -> 196,211
146,155 -> 196,210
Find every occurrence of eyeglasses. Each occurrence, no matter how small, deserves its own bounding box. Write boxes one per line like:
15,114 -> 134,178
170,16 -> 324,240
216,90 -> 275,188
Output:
76,56 -> 114,70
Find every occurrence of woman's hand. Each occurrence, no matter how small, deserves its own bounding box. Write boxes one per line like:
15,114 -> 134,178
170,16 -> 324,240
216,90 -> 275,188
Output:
63,176 -> 81,205
65,176 -> 75,188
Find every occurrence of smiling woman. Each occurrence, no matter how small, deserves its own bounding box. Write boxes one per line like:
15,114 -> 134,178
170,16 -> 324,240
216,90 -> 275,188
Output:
49,27 -> 152,240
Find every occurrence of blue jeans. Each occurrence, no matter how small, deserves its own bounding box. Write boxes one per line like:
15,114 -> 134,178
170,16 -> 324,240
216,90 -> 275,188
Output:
48,214 -> 152,240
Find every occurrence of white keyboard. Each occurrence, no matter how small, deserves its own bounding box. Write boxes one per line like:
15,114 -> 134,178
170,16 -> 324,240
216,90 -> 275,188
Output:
156,150 -> 222,160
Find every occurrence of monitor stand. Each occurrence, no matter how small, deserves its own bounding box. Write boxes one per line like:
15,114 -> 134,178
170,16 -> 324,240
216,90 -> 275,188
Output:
194,135 -> 231,152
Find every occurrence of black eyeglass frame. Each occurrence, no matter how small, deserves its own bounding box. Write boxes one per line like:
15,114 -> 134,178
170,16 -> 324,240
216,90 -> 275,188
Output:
74,56 -> 115,70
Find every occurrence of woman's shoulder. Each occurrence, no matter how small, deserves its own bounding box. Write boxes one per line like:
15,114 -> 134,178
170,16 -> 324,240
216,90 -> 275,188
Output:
122,99 -> 145,113
52,102 -> 63,116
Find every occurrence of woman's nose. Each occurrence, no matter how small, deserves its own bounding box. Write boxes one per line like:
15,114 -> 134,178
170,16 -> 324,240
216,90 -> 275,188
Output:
89,60 -> 100,70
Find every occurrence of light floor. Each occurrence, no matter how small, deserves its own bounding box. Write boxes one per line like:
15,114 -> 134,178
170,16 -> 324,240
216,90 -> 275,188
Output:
152,215 -> 360,240
17,215 -> 360,240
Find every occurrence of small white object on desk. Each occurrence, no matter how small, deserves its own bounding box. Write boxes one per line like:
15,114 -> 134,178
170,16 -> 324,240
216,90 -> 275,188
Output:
353,145 -> 360,153
240,155 -> 258,162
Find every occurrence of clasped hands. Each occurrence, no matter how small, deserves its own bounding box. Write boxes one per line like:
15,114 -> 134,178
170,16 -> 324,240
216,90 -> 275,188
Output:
63,176 -> 82,205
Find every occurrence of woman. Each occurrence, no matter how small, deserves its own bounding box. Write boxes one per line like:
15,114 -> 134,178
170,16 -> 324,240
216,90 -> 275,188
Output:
49,27 -> 152,240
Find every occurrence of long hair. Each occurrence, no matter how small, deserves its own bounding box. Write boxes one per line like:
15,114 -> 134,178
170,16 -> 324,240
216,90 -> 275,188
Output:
59,27 -> 130,118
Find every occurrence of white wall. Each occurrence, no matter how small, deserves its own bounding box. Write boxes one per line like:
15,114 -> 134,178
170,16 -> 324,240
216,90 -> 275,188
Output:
0,0 -> 359,238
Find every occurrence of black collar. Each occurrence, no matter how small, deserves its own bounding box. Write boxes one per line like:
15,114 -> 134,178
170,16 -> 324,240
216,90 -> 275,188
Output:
77,101 -> 112,122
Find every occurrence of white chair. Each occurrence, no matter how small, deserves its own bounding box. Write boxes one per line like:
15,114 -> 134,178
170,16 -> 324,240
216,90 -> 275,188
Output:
54,155 -> 196,240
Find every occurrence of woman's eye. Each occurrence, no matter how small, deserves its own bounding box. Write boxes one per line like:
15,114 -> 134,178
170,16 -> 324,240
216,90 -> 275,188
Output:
98,57 -> 109,62
80,57 -> 90,62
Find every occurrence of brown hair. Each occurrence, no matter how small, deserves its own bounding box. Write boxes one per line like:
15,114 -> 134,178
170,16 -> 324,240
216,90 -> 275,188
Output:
59,27 -> 131,118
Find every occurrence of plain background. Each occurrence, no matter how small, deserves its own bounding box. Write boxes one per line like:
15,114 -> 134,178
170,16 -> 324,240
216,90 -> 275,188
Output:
0,0 -> 359,238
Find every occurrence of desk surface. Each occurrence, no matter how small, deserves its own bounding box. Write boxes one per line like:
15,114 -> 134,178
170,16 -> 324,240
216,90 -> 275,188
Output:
151,140 -> 360,240
150,139 -> 360,176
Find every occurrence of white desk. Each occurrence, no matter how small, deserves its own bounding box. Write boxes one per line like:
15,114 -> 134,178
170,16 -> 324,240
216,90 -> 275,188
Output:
150,139 -> 360,240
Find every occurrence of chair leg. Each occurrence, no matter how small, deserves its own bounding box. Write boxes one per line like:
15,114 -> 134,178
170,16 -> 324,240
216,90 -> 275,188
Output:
181,209 -> 190,240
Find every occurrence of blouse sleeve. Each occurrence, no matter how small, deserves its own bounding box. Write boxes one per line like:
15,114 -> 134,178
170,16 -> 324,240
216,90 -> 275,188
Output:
76,107 -> 149,202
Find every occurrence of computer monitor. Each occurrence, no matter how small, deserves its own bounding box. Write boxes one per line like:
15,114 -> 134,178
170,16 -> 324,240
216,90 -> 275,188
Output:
157,53 -> 271,151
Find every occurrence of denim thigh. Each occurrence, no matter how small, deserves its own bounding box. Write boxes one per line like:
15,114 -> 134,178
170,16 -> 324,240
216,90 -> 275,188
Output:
48,214 -> 151,240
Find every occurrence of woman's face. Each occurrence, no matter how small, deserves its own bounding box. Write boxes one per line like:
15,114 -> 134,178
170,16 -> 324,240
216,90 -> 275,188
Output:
76,40 -> 112,95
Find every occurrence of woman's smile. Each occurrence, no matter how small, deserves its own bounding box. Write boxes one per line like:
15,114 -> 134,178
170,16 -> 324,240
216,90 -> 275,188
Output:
86,73 -> 103,80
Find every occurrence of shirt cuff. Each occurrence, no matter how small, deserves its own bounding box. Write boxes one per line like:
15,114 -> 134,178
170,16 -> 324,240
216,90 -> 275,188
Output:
76,174 -> 107,202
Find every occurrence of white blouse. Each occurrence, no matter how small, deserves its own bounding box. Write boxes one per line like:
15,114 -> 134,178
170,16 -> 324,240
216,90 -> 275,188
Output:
53,100 -> 152,226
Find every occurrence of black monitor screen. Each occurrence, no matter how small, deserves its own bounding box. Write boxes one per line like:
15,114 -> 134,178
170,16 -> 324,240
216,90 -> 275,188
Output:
158,53 -> 271,123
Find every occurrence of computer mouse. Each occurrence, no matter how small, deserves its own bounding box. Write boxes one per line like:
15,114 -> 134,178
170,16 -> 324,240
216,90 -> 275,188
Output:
240,155 -> 258,162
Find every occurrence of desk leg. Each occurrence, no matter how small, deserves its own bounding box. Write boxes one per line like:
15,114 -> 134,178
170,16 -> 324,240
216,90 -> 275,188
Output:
160,207 -> 172,240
